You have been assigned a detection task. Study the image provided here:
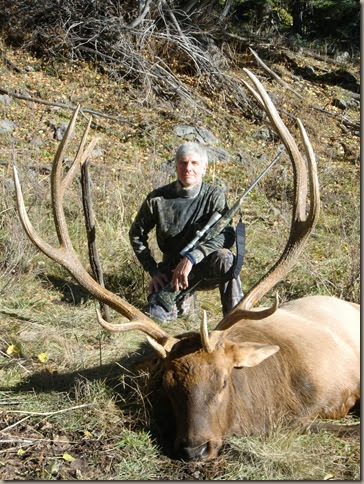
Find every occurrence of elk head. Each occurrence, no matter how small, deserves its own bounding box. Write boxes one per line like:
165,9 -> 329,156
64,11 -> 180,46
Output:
13,70 -> 319,461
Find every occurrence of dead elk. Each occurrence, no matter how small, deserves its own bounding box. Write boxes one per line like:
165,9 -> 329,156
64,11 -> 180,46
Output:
13,70 -> 360,461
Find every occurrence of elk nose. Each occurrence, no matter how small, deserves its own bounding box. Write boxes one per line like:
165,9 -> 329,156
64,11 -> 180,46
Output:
181,442 -> 209,461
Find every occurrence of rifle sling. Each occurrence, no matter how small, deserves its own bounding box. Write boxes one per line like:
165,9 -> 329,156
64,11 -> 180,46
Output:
233,220 -> 246,279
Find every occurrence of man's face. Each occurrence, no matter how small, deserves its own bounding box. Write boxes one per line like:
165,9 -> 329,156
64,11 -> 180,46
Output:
176,153 -> 207,188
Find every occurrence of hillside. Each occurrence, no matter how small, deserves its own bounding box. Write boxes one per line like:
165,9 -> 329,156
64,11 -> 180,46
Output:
0,34 -> 360,480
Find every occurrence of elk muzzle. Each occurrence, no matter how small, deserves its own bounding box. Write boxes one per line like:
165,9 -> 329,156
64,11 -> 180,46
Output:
176,437 -> 222,461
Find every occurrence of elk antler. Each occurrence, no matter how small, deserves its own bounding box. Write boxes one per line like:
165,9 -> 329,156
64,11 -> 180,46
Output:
216,69 -> 320,328
13,105 -> 176,348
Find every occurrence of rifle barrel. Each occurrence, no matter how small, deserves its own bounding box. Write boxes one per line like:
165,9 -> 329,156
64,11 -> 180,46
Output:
203,149 -> 284,241
236,149 -> 283,204
179,149 -> 284,256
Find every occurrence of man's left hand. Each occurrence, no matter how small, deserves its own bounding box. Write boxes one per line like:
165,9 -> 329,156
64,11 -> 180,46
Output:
171,257 -> 193,291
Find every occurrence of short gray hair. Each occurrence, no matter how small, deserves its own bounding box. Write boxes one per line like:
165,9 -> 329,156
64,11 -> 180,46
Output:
175,142 -> 208,166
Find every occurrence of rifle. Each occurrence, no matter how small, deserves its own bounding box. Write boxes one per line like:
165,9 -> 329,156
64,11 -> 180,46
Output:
149,148 -> 284,312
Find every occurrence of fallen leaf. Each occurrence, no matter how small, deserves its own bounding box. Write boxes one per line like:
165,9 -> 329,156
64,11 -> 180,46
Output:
62,453 -> 75,462
6,344 -> 21,357
37,352 -> 49,363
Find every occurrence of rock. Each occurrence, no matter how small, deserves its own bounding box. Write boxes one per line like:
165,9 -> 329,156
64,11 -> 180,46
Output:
206,146 -> 231,162
335,51 -> 350,64
30,136 -> 44,147
174,125 -> 218,145
332,97 -> 359,110
173,124 -> 231,162
18,330 -> 40,342
16,88 -> 30,98
54,122 -> 68,140
0,94 -> 12,105
91,147 -> 104,158
0,120 -> 16,134
159,159 -> 175,175
252,126 -> 272,141
332,97 -> 348,110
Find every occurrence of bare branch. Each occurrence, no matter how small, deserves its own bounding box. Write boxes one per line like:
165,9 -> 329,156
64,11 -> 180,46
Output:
249,48 -> 304,100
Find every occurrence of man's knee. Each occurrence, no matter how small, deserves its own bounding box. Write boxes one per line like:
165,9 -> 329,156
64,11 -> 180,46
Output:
209,249 -> 234,274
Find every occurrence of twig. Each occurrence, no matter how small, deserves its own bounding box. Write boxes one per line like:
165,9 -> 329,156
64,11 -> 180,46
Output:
0,86 -> 132,126
0,435 -> 88,445
1,402 -> 95,417
300,48 -> 349,66
310,104 -> 360,131
249,48 -> 303,100
0,438 -> 37,445
127,0 -> 153,29
1,415 -> 31,433
0,86 -> 172,150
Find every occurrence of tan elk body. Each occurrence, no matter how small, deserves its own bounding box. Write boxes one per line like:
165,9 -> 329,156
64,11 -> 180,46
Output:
13,70 -> 360,461
161,295 -> 359,459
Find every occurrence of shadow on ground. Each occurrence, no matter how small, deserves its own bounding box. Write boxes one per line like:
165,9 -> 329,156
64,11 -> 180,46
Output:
2,341 -> 177,458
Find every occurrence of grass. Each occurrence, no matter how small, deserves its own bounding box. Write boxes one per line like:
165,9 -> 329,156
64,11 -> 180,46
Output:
0,39 -> 360,480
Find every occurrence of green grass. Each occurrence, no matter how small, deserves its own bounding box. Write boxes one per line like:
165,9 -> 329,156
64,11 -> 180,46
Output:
0,39 -> 360,480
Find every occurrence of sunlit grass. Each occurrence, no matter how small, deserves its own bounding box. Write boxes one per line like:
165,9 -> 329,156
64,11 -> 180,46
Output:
0,39 -> 360,480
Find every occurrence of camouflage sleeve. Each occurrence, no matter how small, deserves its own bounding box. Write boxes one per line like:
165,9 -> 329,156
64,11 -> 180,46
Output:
188,188 -> 235,264
128,197 -> 160,277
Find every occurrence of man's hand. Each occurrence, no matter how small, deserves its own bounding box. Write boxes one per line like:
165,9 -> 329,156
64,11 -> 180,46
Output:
171,257 -> 193,291
149,272 -> 169,294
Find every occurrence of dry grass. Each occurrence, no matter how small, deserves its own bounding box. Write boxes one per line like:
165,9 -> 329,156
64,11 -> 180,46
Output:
0,38 -> 360,480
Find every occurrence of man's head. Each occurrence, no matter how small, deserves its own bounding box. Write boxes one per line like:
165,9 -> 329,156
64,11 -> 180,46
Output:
175,142 -> 208,188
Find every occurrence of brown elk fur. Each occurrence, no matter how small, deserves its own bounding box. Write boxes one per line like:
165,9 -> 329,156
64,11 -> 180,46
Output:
161,295 -> 360,459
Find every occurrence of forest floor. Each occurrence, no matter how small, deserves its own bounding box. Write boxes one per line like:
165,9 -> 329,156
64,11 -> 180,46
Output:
0,36 -> 360,480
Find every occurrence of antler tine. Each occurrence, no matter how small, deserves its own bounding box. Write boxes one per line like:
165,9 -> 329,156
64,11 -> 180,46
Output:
297,118 -> 320,225
216,293 -> 279,331
243,68 -> 308,220
224,69 -> 320,313
13,109 -> 173,346
201,310 -> 214,353
62,114 -> 98,191
96,310 -> 176,347
51,106 -> 98,249
51,105 -> 80,249
241,79 -> 265,110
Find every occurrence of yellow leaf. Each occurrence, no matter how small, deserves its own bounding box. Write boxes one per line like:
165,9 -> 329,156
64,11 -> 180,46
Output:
7,344 -> 20,357
17,448 -> 26,456
62,453 -> 75,462
37,352 -> 49,363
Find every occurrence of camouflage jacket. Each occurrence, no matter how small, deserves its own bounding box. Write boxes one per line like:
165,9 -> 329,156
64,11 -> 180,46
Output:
129,180 -> 235,276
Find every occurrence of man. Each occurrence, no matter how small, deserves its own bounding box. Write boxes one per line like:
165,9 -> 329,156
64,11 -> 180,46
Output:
129,141 -> 243,322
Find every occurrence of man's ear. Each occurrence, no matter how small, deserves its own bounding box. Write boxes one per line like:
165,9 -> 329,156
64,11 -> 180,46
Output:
232,342 -> 280,368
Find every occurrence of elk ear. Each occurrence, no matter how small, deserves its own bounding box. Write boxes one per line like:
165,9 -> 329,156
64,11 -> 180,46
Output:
233,343 -> 280,368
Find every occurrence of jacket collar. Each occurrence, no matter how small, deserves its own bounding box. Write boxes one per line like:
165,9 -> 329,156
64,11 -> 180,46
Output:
175,180 -> 202,198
